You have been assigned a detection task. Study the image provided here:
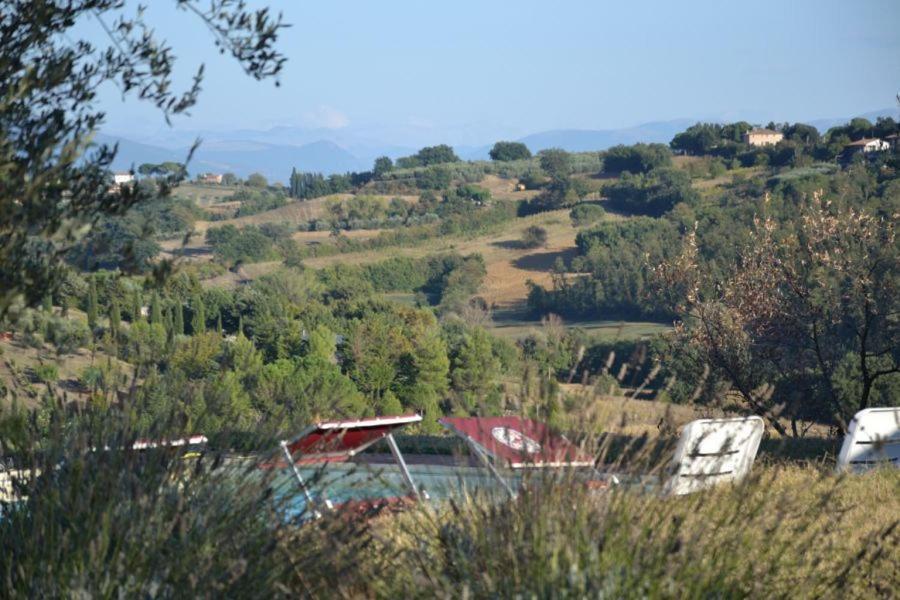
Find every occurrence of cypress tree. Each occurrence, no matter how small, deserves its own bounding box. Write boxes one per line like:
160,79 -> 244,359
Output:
87,278 -> 98,330
149,291 -> 162,325
173,302 -> 185,336
42,293 -> 53,313
289,167 -> 298,198
109,297 -> 121,339
237,313 -> 244,337
216,311 -> 223,334
191,294 -> 206,334
131,288 -> 142,323
164,304 -> 174,333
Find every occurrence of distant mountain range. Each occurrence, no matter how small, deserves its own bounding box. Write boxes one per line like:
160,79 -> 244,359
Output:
102,108 -> 897,181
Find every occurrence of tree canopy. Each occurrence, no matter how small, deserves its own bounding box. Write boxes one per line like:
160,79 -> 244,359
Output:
490,141 -> 532,161
0,1 -> 286,314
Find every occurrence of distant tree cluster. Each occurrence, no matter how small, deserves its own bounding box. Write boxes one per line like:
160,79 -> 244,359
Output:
396,144 -> 460,169
288,168 -> 372,199
604,168 -> 696,217
489,141 -> 532,162
670,122 -> 753,155
518,148 -> 593,214
602,143 -> 672,174
233,188 -> 288,217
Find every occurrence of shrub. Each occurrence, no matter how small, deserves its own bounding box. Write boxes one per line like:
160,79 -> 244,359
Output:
33,363 -> 58,384
569,203 -> 606,227
521,226 -> 549,249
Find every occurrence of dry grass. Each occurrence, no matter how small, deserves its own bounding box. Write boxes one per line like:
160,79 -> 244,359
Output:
303,208 -> 595,308
0,333 -> 129,409
479,174 -> 541,201
291,228 -> 385,244
294,453 -> 899,597
489,318 -> 669,342
171,182 -> 240,206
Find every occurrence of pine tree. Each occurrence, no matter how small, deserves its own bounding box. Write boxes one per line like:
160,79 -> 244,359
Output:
42,293 -> 52,313
149,291 -> 162,325
87,278 -> 98,330
191,294 -> 206,334
109,297 -> 121,339
173,302 -> 184,336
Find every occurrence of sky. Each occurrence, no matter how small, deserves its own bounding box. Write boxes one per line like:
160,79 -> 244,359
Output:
93,0 -> 900,146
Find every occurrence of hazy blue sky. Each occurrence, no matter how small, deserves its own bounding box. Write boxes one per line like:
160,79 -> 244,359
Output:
95,0 -> 900,144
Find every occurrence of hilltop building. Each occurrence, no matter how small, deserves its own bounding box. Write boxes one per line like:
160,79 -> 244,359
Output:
742,128 -> 784,147
843,138 -> 890,155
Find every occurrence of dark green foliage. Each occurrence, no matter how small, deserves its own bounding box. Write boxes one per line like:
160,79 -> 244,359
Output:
397,144 -> 460,169
172,301 -> 184,336
87,278 -> 99,331
246,172 -> 268,188
539,148 -> 573,182
288,169 -> 372,199
603,143 -> 672,174
149,291 -> 163,325
490,141 -> 532,161
317,253 -> 487,313
67,195 -> 202,273
569,203 -> 606,227
233,188 -> 288,217
191,294 -> 206,334
605,168 -> 696,216
109,297 -> 121,340
782,122 -> 821,145
137,161 -> 187,178
826,117 -> 874,142
521,226 -> 548,249
373,156 -> 393,177
130,288 -> 142,323
415,165 -> 453,190
529,217 -> 680,320
0,0 -> 286,314
670,122 -> 752,155
206,224 -> 277,264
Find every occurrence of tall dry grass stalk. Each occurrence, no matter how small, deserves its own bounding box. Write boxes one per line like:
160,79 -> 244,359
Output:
1,402 -> 897,597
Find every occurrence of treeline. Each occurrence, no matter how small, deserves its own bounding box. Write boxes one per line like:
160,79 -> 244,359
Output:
671,117 -> 900,166
287,168 -> 373,200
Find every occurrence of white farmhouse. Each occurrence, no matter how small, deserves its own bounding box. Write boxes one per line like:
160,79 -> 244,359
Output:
113,172 -> 134,185
843,138 -> 890,154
